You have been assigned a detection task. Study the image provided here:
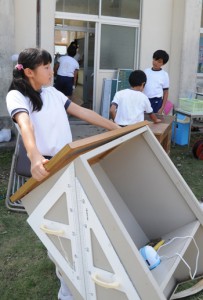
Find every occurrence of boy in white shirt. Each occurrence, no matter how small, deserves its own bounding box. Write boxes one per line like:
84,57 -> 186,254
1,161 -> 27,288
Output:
144,50 -> 169,113
110,70 -> 161,126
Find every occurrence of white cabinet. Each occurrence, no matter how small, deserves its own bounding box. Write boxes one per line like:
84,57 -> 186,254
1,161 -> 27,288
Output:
27,163 -> 86,299
17,124 -> 203,299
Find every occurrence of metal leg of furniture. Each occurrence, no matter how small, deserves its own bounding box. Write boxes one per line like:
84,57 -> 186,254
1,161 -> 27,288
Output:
173,112 -> 177,147
187,117 -> 192,148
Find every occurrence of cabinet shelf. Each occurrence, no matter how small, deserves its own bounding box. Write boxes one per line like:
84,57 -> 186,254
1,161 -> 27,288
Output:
152,220 -> 200,290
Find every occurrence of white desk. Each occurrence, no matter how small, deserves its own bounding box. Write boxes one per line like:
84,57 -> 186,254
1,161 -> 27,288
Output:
173,108 -> 203,147
145,114 -> 174,154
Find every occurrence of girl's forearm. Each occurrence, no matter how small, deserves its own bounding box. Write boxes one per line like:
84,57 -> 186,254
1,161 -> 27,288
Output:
15,112 -> 40,160
68,102 -> 120,130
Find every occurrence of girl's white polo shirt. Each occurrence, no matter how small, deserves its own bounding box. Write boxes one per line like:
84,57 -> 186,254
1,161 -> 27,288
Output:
6,86 -> 72,156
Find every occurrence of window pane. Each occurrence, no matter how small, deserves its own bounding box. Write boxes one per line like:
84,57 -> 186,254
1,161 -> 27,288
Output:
100,25 -> 136,69
102,0 -> 140,19
201,5 -> 203,27
56,0 -> 99,15
198,34 -> 203,73
55,45 -> 67,55
55,30 -> 86,49
55,19 -> 95,29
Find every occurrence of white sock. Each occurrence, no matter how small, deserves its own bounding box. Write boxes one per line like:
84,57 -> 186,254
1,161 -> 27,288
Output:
56,267 -> 73,300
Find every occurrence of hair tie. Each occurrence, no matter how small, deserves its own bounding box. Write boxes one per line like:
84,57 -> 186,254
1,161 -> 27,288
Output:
15,64 -> 24,71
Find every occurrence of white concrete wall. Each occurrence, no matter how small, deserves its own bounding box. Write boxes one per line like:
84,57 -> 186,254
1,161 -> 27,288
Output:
140,0 -> 173,104
40,0 -> 56,59
140,0 -> 202,106
140,0 -> 172,71
169,0 -> 185,104
14,0 -> 56,57
170,0 -> 201,103
0,0 -> 15,117
0,0 -> 56,118
178,0 -> 202,99
0,0 -> 37,117
14,0 -> 37,52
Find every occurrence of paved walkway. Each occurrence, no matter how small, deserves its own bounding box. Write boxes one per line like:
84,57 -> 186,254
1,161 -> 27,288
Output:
71,123 -> 107,141
0,123 -> 107,150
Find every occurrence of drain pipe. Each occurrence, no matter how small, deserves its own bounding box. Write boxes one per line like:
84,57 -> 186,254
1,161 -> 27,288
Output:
36,0 -> 41,47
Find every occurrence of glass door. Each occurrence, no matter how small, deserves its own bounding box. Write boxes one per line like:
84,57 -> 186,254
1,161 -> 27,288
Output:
54,20 -> 95,109
83,31 -> 95,108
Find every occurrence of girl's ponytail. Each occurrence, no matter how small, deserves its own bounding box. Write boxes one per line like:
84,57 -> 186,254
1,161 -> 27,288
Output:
8,48 -> 52,111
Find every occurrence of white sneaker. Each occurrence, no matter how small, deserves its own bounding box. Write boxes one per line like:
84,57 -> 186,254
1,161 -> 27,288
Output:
0,129 -> 11,142
58,286 -> 73,300
56,268 -> 73,300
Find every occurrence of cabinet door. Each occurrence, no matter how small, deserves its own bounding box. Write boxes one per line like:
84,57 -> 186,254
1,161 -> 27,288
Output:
76,178 -> 141,300
27,163 -> 86,299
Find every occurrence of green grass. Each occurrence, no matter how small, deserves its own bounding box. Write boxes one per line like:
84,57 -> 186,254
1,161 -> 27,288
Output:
0,150 -> 13,201
170,135 -> 203,201
0,206 -> 58,299
0,133 -> 203,299
0,150 -> 59,299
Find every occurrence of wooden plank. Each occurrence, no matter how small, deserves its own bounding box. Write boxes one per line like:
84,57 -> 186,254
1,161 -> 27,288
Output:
148,123 -> 169,136
146,115 -> 174,154
10,121 -> 149,202
149,123 -> 172,154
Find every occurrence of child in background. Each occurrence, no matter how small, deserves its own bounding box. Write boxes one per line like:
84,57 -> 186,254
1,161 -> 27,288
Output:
144,50 -> 169,114
6,48 -> 120,300
110,70 -> 161,126
54,45 -> 79,98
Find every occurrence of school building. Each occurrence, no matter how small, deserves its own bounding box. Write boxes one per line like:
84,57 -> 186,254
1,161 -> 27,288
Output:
0,0 -> 203,119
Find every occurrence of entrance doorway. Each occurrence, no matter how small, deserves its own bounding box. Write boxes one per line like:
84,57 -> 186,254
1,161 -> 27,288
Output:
54,20 -> 95,109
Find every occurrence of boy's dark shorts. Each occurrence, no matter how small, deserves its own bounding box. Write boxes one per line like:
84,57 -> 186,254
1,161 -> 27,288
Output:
55,75 -> 74,97
149,97 -> 163,113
